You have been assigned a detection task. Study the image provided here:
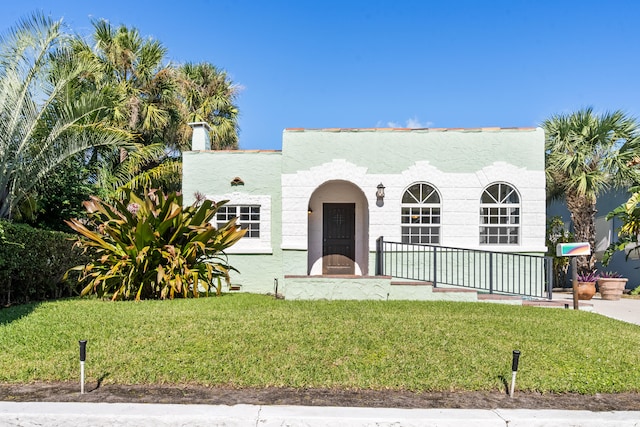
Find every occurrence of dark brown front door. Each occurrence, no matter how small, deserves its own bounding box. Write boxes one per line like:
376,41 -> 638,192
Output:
323,203 -> 355,275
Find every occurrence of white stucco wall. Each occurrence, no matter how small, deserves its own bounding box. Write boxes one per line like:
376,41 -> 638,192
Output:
281,159 -> 546,255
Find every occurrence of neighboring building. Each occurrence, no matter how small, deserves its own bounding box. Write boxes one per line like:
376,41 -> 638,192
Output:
548,190 -> 640,289
183,123 -> 547,299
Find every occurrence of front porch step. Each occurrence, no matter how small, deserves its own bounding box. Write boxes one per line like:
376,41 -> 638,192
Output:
390,281 -> 477,292
390,281 -> 434,286
282,276 -> 578,307
389,281 -> 478,302
432,287 -> 478,294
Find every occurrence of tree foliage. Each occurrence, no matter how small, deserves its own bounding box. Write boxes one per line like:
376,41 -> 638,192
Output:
0,13 -> 131,220
66,189 -> 245,301
0,14 -> 240,226
603,186 -> 640,265
177,62 -> 239,149
72,20 -> 240,199
543,107 -> 640,272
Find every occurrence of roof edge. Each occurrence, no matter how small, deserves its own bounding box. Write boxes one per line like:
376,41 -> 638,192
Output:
284,127 -> 539,133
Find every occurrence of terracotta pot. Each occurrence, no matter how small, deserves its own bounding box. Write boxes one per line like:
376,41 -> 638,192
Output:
597,278 -> 628,301
577,281 -> 596,300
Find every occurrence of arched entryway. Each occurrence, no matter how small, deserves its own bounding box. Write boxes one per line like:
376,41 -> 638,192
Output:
307,180 -> 369,275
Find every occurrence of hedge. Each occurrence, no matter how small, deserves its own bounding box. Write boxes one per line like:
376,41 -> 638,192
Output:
0,220 -> 90,306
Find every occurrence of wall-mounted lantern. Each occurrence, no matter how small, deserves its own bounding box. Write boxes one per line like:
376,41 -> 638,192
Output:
376,183 -> 386,200
231,176 -> 244,186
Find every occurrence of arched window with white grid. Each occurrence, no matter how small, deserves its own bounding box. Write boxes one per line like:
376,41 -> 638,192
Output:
479,182 -> 520,245
401,183 -> 441,244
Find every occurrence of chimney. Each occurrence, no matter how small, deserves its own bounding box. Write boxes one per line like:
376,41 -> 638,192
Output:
188,122 -> 212,150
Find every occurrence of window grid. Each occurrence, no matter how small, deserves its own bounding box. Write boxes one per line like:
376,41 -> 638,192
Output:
217,205 -> 260,238
401,183 -> 441,244
479,183 -> 520,245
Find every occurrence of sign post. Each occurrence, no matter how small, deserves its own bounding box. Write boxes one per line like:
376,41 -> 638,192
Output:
556,243 -> 591,310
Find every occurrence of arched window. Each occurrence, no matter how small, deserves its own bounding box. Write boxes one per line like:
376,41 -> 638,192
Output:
401,183 -> 441,244
479,183 -> 520,245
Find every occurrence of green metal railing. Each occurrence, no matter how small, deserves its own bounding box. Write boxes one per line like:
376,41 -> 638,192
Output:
376,237 -> 553,299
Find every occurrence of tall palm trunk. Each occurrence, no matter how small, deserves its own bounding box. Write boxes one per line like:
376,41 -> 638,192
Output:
566,192 -> 597,272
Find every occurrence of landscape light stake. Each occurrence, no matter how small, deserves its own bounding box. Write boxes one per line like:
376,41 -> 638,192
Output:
571,257 -> 579,310
510,350 -> 520,398
79,340 -> 87,394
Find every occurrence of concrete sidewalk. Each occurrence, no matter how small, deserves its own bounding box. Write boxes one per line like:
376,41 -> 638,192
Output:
1,401 -> 639,426
552,291 -> 640,326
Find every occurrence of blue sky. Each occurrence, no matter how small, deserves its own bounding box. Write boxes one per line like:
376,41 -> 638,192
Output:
2,0 -> 639,150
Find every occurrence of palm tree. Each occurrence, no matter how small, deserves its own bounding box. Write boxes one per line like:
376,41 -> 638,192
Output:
70,19 -> 181,198
74,21 -> 240,198
0,13 -> 131,220
85,19 -> 174,144
543,107 -> 640,272
176,62 -> 239,150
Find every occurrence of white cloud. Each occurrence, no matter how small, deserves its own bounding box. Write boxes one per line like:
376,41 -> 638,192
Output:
377,117 -> 434,128
405,117 -> 433,128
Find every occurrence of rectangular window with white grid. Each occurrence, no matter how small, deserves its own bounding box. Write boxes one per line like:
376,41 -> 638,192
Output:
217,205 -> 260,238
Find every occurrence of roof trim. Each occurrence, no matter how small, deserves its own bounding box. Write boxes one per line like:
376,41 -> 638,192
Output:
284,127 -> 538,133
187,149 -> 282,153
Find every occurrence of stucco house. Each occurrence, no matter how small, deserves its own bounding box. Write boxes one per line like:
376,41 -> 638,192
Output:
183,123 -> 548,300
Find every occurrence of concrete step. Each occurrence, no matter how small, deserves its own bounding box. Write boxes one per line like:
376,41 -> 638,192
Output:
433,287 -> 477,293
477,293 -> 522,301
387,281 -> 594,308
390,281 -> 433,286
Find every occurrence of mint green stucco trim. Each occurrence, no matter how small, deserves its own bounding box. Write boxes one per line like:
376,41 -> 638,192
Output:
182,151 -> 282,205
182,151 -> 283,293
282,128 -> 544,174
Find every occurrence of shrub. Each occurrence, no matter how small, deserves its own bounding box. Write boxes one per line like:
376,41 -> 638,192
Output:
65,189 -> 245,301
0,220 -> 89,305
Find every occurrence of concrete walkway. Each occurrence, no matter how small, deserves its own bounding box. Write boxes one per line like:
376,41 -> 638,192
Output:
552,291 -> 640,326
1,401 -> 639,426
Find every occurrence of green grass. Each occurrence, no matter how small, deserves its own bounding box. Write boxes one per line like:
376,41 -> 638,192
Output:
1,294 -> 640,394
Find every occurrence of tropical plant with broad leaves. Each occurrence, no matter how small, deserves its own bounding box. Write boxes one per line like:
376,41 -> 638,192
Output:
603,186 -> 640,265
65,189 -> 245,300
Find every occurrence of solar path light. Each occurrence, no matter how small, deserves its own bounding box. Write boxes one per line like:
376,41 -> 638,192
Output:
510,350 -> 521,398
79,340 -> 87,394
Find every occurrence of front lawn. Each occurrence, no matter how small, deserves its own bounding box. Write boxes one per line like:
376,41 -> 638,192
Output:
1,294 -> 639,394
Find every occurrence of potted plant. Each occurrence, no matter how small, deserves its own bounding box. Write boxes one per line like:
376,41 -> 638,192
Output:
597,271 -> 628,301
576,271 -> 598,300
